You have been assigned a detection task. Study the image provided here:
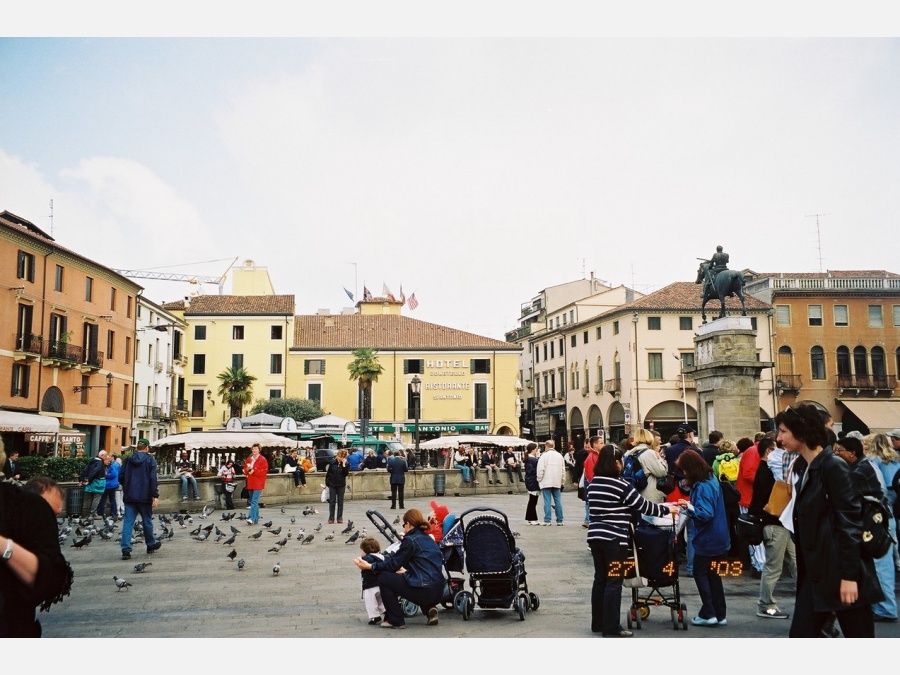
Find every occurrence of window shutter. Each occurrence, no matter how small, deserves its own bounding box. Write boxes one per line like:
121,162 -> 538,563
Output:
321,360 -> 325,375
470,359 -> 474,373
304,360 -> 310,375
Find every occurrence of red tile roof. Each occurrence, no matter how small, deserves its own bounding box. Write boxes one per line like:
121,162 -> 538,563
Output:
604,281 -> 770,314
184,295 -> 295,316
292,314 -> 519,351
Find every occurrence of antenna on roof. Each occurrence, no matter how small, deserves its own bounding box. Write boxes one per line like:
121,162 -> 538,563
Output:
805,213 -> 829,273
48,199 -> 53,237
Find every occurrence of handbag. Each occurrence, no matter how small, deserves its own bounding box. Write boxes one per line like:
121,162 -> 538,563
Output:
655,472 -> 675,496
320,485 -> 330,503
240,486 -> 249,499
860,495 -> 893,559
763,480 -> 792,517
224,482 -> 236,493
736,512 -> 764,546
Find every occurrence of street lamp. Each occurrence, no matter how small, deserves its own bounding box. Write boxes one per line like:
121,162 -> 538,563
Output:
673,353 -> 688,423
410,375 -> 422,467
73,371 -> 113,393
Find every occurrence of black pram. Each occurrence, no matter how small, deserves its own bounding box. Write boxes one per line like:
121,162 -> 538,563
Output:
625,515 -> 688,631
454,507 -> 539,621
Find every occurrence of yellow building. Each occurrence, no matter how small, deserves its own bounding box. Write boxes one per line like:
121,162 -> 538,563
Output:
289,298 -> 522,442
165,293 -> 295,431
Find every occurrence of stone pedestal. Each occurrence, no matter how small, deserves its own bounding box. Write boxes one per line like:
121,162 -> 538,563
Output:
688,317 -> 773,443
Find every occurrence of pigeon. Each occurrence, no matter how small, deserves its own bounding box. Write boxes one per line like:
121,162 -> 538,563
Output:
99,529 -> 114,541
324,532 -> 335,541
281,507 -> 286,514
202,523 -> 215,533
269,527 -> 282,536
392,515 -> 401,525
237,559 -> 245,570
301,534 -> 315,545
268,545 -> 282,553
227,549 -> 237,560
70,536 -> 91,548
133,562 -> 152,573
249,530 -> 263,540
194,530 -> 210,542
275,537 -> 288,547
262,520 -> 273,529
215,526 -> 224,537
230,525 -> 241,535
113,576 -> 132,591
165,528 -> 175,540
511,531 -> 521,538
222,534 -> 236,546
359,527 -> 368,538
345,531 -> 360,545
314,523 -> 322,532
290,516 -> 296,524
190,525 -> 202,536
273,562 -> 281,576
302,506 -> 318,516
200,505 -> 215,519
341,520 -> 354,534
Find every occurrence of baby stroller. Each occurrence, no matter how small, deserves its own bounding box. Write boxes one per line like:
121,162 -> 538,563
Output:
625,514 -> 688,631
365,509 -> 463,618
454,507 -> 539,621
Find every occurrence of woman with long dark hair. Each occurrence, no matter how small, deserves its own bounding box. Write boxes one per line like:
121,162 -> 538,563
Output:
778,404 -> 881,638
676,449 -> 730,627
586,445 -> 675,637
523,443 -> 541,525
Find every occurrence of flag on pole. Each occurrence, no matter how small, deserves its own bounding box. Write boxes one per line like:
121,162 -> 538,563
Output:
363,286 -> 373,301
343,287 -> 355,302
399,285 -> 406,307
383,283 -> 396,302
407,292 -> 419,310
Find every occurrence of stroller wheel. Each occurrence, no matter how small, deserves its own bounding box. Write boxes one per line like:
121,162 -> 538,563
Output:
400,598 -> 419,618
460,593 -> 472,621
639,605 -> 650,620
529,592 -> 540,611
453,591 -> 467,615
516,594 -> 527,621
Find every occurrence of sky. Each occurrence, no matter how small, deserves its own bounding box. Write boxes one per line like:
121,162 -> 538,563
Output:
2,14 -> 900,341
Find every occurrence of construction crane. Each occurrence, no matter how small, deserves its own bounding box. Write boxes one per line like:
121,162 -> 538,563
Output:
114,257 -> 238,295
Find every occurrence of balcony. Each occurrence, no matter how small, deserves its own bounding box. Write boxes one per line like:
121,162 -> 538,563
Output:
520,299 -> 543,319
154,361 -> 164,373
604,378 -> 621,395
175,399 -> 189,417
837,374 -> 897,396
505,324 -> 533,342
134,405 -> 162,420
581,386 -> 590,396
158,404 -> 175,421
44,340 -> 82,368
13,333 -> 43,361
80,350 -> 104,372
775,374 -> 802,393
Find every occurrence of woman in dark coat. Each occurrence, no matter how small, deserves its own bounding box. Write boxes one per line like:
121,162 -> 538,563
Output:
523,442 -> 540,524
778,404 -> 882,638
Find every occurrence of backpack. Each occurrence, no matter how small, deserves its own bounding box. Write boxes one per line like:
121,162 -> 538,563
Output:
713,452 -> 740,483
621,449 -> 649,493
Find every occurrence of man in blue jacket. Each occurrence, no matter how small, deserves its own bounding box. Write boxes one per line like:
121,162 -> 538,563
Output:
386,450 -> 408,510
119,438 -> 161,561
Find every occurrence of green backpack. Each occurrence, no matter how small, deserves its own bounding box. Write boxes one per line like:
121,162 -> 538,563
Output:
713,452 -> 740,483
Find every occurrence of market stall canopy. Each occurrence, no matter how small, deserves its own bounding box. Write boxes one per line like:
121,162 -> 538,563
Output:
299,414 -> 357,434
239,412 -> 284,427
150,432 -> 309,451
837,399 -> 900,434
418,434 -> 530,449
0,410 -> 60,434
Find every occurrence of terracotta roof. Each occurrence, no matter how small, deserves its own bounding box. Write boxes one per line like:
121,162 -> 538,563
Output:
604,281 -> 770,314
161,300 -> 188,311
748,270 -> 900,279
0,210 -> 142,291
184,295 -> 295,316
292,314 -> 519,351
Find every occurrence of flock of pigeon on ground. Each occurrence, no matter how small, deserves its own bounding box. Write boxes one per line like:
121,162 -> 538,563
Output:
59,502 -> 374,592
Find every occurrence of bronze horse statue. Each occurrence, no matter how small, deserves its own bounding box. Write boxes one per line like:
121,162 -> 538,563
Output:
696,261 -> 747,323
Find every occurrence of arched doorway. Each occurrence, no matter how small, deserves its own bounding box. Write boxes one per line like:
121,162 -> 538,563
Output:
587,404 -> 603,440
494,425 -> 515,435
569,406 -> 585,448
644,400 -> 697,444
608,401 -> 626,444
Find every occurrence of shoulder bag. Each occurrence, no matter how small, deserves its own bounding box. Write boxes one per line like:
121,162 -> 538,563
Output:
763,480 -> 792,517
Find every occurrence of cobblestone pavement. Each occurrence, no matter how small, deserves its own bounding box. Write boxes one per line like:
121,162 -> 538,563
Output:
41,489 -> 900,639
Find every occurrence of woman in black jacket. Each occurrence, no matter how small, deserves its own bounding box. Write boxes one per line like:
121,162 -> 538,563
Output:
778,404 -> 882,638
325,449 -> 349,525
523,443 -> 540,525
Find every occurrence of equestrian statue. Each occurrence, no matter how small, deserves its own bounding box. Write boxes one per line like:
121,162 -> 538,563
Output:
695,245 -> 747,323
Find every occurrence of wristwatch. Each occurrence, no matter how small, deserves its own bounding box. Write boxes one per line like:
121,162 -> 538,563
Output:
2,538 -> 13,560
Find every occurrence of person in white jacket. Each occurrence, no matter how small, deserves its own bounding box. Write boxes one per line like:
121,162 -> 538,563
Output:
536,440 -> 565,525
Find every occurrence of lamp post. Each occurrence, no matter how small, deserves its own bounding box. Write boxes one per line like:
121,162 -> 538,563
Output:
674,352 -> 688,423
73,371 -> 113,393
411,375 -> 422,467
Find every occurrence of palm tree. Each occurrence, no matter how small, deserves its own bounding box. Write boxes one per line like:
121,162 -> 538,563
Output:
217,366 -> 257,418
347,348 -> 384,438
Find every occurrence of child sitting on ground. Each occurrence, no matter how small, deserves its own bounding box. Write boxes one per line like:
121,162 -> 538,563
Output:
428,501 -> 451,543
359,537 -> 386,625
